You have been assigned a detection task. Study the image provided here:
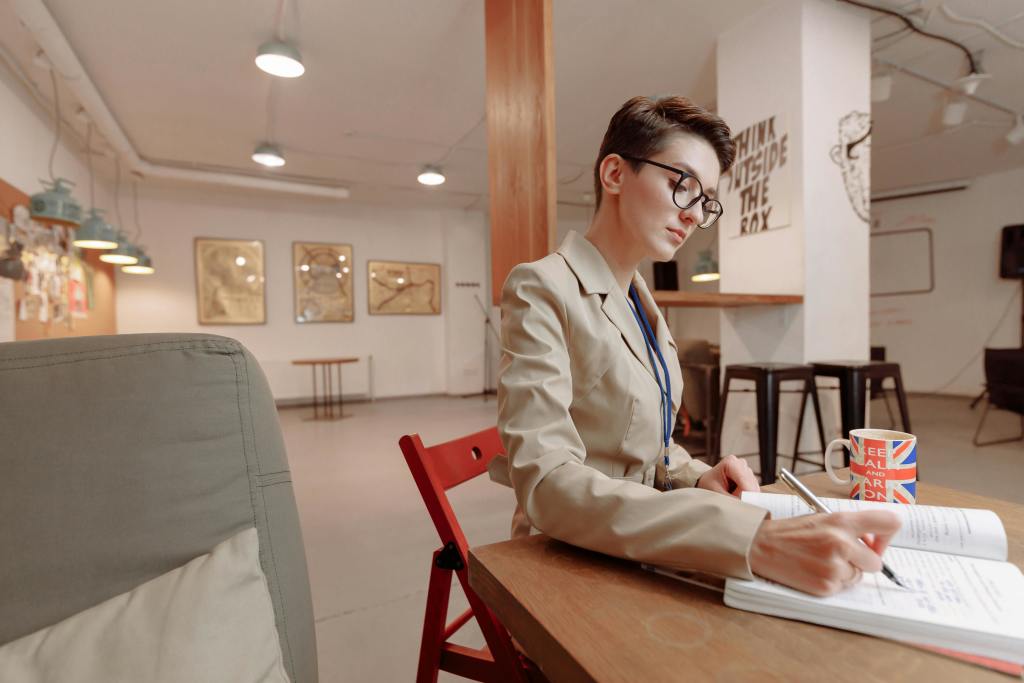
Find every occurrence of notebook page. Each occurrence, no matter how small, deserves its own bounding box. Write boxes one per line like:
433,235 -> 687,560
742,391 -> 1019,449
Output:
727,547 -> 1024,649
742,492 -> 1008,561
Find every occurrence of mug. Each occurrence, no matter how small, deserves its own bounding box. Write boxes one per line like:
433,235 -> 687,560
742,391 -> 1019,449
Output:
824,428 -> 917,504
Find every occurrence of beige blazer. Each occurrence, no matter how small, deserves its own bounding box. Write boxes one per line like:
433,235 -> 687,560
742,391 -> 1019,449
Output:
493,231 -> 767,579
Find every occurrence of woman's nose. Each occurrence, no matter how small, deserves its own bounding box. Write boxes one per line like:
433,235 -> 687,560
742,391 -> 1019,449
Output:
679,203 -> 703,227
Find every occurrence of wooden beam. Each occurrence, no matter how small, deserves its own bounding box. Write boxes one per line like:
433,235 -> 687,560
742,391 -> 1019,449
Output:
484,0 -> 556,305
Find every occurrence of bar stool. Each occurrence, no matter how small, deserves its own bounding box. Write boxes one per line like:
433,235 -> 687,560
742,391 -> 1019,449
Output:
716,363 -> 827,484
811,361 -> 912,466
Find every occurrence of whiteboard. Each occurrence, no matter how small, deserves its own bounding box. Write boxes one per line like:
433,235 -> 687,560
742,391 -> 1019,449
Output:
870,228 -> 934,297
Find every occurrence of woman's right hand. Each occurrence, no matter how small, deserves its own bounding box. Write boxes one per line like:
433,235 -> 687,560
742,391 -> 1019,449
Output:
749,511 -> 902,596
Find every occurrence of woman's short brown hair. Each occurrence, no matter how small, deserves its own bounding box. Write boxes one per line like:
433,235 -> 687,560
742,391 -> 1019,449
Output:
593,95 -> 736,208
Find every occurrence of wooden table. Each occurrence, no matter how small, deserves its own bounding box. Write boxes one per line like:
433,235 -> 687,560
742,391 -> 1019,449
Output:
290,357 -> 358,420
469,472 -> 1024,682
652,291 -> 803,308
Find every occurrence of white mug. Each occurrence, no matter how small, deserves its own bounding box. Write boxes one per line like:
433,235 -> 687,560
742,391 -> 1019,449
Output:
824,428 -> 918,504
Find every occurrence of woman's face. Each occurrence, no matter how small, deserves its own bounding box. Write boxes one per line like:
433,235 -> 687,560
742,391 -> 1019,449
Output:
614,133 -> 722,262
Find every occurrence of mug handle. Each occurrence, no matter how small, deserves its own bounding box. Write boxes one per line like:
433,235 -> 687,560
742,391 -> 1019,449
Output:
824,439 -> 852,485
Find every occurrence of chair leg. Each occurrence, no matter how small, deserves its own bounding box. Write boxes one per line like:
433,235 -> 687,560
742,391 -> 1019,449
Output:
973,396 -> 1024,447
809,377 -> 828,472
417,550 -> 454,683
755,373 -> 780,485
892,371 -> 912,434
716,372 -> 733,467
791,379 -> 808,472
879,385 -> 896,428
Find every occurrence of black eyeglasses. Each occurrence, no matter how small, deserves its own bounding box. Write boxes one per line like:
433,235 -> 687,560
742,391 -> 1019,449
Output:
619,155 -> 723,229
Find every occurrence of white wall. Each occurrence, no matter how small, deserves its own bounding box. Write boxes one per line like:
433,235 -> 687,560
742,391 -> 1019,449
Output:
116,182 -> 488,400
870,166 -> 1024,396
716,0 -> 870,459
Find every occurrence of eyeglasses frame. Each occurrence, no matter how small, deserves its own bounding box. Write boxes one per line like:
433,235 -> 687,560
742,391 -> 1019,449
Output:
618,154 -> 723,229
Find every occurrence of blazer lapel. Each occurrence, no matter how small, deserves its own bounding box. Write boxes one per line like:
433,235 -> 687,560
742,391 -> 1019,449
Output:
601,290 -> 656,379
556,231 -> 656,379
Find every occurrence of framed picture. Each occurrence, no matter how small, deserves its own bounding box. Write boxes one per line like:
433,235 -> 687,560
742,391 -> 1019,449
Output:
293,241 -> 354,323
367,260 -> 441,315
194,238 -> 265,325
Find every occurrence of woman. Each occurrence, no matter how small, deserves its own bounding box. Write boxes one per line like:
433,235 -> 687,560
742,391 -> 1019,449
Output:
495,95 -> 899,596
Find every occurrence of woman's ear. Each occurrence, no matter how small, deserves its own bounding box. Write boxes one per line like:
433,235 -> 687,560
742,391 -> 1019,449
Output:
599,154 -> 626,199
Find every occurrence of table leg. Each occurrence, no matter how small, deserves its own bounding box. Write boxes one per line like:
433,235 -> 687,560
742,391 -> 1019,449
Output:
324,363 -> 332,419
337,362 -> 345,418
755,373 -> 780,484
311,365 -> 319,420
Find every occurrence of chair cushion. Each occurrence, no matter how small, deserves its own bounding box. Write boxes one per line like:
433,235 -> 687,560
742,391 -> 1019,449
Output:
0,527 -> 289,683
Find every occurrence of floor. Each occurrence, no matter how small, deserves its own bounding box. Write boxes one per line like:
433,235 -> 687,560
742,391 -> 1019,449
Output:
278,393 -> 1023,682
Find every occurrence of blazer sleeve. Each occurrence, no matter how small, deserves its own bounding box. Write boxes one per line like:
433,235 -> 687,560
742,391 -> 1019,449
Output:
658,442 -> 712,490
497,264 -> 768,579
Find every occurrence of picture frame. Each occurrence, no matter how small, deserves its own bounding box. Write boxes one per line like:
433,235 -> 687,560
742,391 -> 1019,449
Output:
194,238 -> 266,325
293,241 -> 354,323
367,260 -> 441,315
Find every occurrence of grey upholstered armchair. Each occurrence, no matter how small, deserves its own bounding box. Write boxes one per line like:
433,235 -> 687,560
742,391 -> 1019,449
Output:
0,333 -> 317,682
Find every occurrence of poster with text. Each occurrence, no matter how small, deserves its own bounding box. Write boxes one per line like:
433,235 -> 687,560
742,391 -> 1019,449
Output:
721,113 -> 792,239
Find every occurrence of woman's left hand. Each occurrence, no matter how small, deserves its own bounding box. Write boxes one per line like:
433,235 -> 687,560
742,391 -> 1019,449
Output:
695,454 -> 759,498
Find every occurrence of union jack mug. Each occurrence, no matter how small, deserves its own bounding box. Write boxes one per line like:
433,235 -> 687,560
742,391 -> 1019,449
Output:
824,428 -> 917,504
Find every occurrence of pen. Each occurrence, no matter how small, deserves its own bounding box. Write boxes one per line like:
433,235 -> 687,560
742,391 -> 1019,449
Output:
778,468 -> 907,589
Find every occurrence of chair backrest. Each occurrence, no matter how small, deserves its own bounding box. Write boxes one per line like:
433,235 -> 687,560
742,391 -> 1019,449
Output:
677,338 -> 714,420
986,347 -> 1024,414
399,426 -> 504,553
0,333 -> 317,683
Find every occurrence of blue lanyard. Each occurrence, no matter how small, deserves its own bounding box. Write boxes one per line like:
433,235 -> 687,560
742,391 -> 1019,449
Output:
627,284 -> 673,491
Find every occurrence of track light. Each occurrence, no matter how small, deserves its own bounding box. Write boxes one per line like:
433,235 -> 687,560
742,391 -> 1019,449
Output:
1007,115 -> 1024,146
953,72 -> 990,96
417,165 -> 445,186
942,98 -> 968,127
255,41 -> 305,78
252,142 -> 286,167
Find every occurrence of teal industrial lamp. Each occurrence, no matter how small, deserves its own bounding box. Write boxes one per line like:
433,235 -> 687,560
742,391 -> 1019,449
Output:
691,249 -> 720,283
99,234 -> 139,265
73,209 -> 118,250
30,178 -> 82,226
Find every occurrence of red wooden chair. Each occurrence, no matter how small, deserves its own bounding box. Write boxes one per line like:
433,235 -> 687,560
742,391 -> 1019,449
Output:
399,427 -> 537,683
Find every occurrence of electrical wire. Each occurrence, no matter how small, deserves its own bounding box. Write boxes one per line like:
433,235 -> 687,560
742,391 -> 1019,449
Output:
925,285 -> 1022,394
47,68 -> 60,183
113,158 -> 125,233
86,123 -> 95,209
131,178 -> 143,242
837,0 -> 978,75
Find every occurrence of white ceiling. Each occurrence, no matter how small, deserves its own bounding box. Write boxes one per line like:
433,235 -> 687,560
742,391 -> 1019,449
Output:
1,0 -> 1022,208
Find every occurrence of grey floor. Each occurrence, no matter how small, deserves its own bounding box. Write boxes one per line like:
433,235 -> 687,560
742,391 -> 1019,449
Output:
279,393 -> 1023,682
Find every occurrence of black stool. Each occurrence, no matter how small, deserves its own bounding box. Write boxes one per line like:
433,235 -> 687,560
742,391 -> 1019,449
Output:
717,363 -> 827,484
811,361 -> 912,466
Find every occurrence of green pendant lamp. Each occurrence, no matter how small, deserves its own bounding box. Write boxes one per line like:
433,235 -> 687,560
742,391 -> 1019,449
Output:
30,178 -> 82,226
691,249 -> 720,283
74,209 -> 118,250
99,235 -> 139,265
121,247 -> 154,275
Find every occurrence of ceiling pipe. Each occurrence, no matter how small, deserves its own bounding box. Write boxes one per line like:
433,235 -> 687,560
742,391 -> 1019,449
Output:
11,0 -> 350,201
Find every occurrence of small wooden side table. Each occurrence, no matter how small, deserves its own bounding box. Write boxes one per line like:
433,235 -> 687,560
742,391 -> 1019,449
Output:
291,357 -> 359,420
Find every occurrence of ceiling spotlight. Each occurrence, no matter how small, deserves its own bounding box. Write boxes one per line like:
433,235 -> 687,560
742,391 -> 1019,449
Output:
1008,115 -> 1024,146
255,40 -> 305,78
417,165 -> 446,186
953,72 -> 990,96
942,98 -> 968,127
252,142 -> 286,167
870,73 -> 892,103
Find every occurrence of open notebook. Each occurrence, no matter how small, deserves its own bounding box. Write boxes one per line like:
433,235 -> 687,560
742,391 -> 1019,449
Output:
723,492 -> 1024,665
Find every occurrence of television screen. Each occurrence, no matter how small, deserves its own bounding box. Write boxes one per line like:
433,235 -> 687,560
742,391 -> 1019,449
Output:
1000,224 -> 1024,279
